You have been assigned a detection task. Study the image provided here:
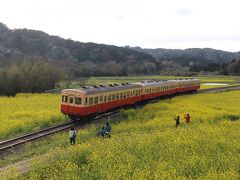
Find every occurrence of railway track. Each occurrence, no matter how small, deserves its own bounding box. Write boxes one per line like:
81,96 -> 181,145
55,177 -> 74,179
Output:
0,85 -> 239,152
0,121 -> 74,152
0,111 -> 119,152
198,85 -> 240,93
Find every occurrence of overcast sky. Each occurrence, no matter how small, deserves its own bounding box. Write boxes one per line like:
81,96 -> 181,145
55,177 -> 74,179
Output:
0,0 -> 240,52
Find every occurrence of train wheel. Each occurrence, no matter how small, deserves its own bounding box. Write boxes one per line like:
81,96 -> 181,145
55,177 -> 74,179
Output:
68,115 -> 79,122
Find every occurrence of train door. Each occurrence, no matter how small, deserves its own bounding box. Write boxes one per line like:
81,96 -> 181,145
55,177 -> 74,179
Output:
68,96 -> 75,114
99,95 -> 104,113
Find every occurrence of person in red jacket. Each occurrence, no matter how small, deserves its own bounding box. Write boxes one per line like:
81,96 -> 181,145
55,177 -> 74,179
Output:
184,113 -> 190,124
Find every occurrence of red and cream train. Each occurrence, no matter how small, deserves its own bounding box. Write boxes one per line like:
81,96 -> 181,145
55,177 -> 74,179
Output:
61,79 -> 200,121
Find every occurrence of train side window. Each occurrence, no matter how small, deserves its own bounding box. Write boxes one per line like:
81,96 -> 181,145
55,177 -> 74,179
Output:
108,95 -> 111,101
116,93 -> 119,99
126,92 -> 129,97
94,97 -> 98,104
104,96 -> 107,102
85,98 -> 88,105
75,97 -> 82,105
124,92 -> 126,98
130,91 -> 132,97
62,96 -> 64,102
112,94 -> 115,100
100,96 -> 103,102
89,97 -> 93,105
120,92 -> 123,99
69,97 -> 74,104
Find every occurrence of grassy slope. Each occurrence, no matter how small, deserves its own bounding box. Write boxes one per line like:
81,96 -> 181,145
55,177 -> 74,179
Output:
1,91 -> 239,179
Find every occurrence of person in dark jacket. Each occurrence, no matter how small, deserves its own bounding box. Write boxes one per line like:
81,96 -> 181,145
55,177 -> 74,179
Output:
105,122 -> 112,138
100,127 -> 106,138
175,116 -> 180,128
69,127 -> 77,145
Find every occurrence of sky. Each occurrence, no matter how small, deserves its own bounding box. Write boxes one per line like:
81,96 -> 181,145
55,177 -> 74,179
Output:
0,0 -> 240,52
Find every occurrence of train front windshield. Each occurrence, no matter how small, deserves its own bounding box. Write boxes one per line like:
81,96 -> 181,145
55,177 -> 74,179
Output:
62,95 -> 68,103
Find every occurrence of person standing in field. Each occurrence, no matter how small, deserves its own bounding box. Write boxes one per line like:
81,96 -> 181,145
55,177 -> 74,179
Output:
105,122 -> 112,138
184,113 -> 190,124
69,127 -> 77,145
175,116 -> 180,128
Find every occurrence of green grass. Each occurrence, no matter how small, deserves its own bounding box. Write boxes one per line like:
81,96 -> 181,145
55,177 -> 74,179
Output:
1,90 -> 240,179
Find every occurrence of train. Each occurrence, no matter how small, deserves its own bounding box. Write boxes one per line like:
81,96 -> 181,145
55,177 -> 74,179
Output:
61,78 -> 200,121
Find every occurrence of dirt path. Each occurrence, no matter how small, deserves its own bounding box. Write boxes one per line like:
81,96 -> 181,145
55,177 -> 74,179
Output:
0,158 -> 32,177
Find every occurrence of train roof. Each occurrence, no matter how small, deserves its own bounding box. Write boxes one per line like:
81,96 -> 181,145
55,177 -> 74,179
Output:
62,78 -> 200,95
132,80 -> 174,87
62,83 -> 142,95
169,78 -> 200,83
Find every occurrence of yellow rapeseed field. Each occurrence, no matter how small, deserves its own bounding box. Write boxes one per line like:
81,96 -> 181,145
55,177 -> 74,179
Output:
2,90 -> 236,179
0,93 -> 65,140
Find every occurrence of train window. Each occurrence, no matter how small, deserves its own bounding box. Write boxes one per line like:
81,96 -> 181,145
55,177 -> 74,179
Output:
104,96 -> 107,102
62,96 -> 68,103
112,94 -> 115,100
85,98 -> 88,105
75,98 -> 81,105
124,92 -> 126,98
108,95 -> 111,101
100,96 -> 103,102
120,92 -> 123,99
69,97 -> 74,104
130,91 -> 132,97
116,93 -> 119,99
89,97 -> 93,105
126,92 -> 129,97
94,97 -> 98,104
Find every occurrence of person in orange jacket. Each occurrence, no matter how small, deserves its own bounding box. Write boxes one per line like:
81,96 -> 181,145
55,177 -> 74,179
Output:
184,113 -> 190,124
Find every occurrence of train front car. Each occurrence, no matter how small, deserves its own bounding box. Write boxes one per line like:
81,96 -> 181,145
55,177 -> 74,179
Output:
61,89 -> 86,121
61,83 -> 143,121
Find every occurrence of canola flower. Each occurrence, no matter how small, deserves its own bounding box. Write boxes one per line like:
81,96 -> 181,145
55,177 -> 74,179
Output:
0,93 -> 66,140
1,91 -> 240,179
